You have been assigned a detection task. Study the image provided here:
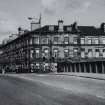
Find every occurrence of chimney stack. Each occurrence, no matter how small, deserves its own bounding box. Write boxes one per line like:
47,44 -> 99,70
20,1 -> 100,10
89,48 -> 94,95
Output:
72,21 -> 78,31
28,14 -> 41,31
31,21 -> 41,31
100,23 -> 105,32
58,20 -> 64,32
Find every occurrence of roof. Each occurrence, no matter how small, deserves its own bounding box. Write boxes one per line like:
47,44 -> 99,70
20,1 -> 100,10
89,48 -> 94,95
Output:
34,25 -> 105,36
1,24 -> 105,48
78,26 -> 105,36
34,25 -> 79,34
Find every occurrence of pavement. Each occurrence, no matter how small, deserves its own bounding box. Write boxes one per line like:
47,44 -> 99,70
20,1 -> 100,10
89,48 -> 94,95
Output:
56,72 -> 105,80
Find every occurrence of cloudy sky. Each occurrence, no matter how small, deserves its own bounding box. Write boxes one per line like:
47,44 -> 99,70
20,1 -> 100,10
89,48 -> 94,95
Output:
0,0 -> 105,43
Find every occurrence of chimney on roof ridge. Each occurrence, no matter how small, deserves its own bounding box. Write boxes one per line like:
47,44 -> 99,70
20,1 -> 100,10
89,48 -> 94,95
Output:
100,23 -> 105,32
28,14 -> 42,31
72,21 -> 78,31
31,21 -> 41,31
18,27 -> 25,36
58,20 -> 64,32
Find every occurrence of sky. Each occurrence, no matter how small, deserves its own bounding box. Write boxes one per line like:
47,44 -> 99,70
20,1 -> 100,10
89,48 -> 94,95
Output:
0,0 -> 105,43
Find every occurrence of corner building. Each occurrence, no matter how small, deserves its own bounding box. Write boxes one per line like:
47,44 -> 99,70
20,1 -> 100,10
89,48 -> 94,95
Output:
0,20 -> 105,73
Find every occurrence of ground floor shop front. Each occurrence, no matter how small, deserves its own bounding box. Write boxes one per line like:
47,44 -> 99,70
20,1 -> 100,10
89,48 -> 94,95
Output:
57,61 -> 105,74
0,60 -> 105,74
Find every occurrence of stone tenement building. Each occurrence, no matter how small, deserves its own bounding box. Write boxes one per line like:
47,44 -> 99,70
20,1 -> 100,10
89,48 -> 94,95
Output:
0,20 -> 105,73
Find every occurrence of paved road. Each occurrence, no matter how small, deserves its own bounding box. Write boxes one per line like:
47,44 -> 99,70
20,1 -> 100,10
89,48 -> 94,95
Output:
0,74 -> 105,105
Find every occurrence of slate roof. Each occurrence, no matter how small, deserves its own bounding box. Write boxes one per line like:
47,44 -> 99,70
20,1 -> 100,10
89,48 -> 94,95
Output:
34,25 -> 105,36
1,24 -> 105,48
78,26 -> 105,36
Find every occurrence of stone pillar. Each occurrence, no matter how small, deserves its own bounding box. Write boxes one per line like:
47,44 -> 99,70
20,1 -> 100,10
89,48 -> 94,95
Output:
67,64 -> 69,72
70,64 -> 73,72
68,64 -> 70,72
84,63 -> 86,73
64,65 -> 66,72
74,63 -> 77,72
102,62 -> 105,74
95,63 -> 98,73
66,64 -> 68,72
89,63 -> 92,73
79,63 -> 81,73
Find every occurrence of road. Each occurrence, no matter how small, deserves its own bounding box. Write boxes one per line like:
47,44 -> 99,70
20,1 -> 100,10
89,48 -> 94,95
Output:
0,74 -> 105,105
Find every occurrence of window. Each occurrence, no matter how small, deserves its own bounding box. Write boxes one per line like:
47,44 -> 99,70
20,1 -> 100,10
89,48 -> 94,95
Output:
44,49 -> 49,58
102,38 -> 105,44
64,37 -> 69,44
30,50 -> 34,58
94,38 -> 99,44
35,49 -> 40,58
81,38 -> 85,44
87,38 -> 92,44
42,37 -> 49,44
103,49 -> 105,58
95,49 -> 99,58
54,37 -> 59,44
88,49 -> 92,58
81,48 -> 85,58
67,26 -> 72,31
49,26 -> 54,31
73,48 -> 78,56
33,37 -> 39,44
73,37 -> 78,44
44,63 -> 49,69
36,63 -> 40,69
53,49 -> 59,58
64,49 -> 69,57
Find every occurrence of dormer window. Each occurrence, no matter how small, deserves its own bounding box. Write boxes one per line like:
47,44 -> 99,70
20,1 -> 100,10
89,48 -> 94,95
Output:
67,26 -> 72,31
49,26 -> 54,31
